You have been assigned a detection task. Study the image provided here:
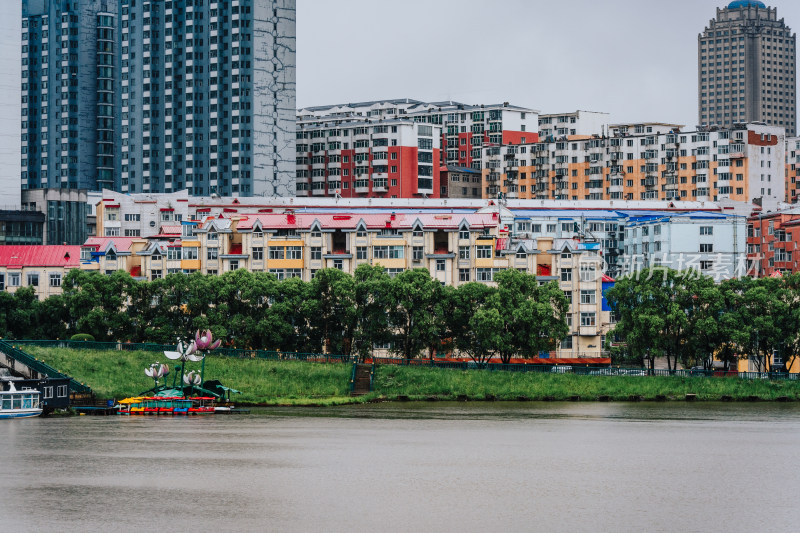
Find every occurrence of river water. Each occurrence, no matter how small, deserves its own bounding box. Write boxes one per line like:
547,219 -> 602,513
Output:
1,402 -> 798,533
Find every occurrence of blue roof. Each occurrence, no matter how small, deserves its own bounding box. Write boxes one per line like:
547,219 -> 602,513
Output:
728,1 -> 766,9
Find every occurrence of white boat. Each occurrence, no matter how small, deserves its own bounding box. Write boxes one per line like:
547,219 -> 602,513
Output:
0,382 -> 43,419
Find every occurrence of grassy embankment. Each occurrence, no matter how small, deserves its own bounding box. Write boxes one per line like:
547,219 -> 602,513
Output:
23,346 -> 800,403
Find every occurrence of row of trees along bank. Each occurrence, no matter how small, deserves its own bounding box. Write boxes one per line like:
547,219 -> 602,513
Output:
606,267 -> 800,373
0,266 -> 569,363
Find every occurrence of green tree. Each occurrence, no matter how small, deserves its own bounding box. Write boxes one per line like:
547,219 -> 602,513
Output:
481,270 -> 569,364
607,267 -> 699,372
351,264 -> 392,359
449,282 -> 496,365
306,268 -> 356,355
387,268 -> 443,359
62,269 -> 137,341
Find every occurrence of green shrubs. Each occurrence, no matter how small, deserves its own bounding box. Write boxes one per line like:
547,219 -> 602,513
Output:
70,333 -> 95,342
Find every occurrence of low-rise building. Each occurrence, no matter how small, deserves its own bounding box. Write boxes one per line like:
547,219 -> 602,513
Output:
0,245 -> 81,298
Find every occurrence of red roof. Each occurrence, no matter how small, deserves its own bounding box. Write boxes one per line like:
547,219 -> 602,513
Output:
602,275 -> 615,282
83,237 -> 138,253
228,212 -> 498,231
0,245 -> 82,268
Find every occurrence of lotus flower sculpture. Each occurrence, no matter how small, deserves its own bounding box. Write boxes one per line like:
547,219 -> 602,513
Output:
145,362 -> 169,380
164,339 -> 204,362
163,330 -> 223,391
195,329 -> 222,351
144,362 -> 169,389
183,370 -> 202,386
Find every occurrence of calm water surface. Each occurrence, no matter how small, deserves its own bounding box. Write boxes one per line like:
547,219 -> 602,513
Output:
1,402 -> 798,533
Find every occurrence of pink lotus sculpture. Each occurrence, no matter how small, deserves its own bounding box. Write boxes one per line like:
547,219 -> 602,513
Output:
195,329 -> 222,351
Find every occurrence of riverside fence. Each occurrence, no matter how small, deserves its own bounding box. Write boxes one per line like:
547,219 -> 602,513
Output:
9,339 -> 800,382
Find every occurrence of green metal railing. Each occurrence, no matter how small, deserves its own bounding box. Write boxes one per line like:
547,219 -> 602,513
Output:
0,340 -> 93,394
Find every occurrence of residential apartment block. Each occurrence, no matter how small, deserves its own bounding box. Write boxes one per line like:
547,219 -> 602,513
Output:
699,1 -> 797,134
295,99 -> 537,198
538,111 -> 611,140
21,0 -> 118,192
746,207 -> 800,275
82,210 -> 610,357
295,119 -> 442,198
22,0 -> 297,197
482,122 -> 785,203
623,212 -> 747,280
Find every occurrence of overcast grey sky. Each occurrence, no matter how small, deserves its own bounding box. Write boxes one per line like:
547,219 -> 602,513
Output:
2,1 -> 800,205
297,0 -> 800,127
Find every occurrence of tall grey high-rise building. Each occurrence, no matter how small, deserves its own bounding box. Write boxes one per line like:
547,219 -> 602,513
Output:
699,1 -> 797,135
21,0 -> 296,197
22,0 -> 118,192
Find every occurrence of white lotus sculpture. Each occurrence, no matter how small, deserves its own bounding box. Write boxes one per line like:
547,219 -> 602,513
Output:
164,339 -> 204,362
145,362 -> 169,379
183,370 -> 202,386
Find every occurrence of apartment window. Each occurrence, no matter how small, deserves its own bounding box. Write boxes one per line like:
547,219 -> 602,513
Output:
580,290 -> 596,305
580,265 -> 596,282
580,312 -> 596,327
356,246 -> 367,260
700,226 -> 713,235
151,270 -> 163,280
229,260 -> 239,271
476,268 -> 499,282
269,247 -> 285,260
252,247 -> 264,260
459,268 -> 470,282
182,247 -> 198,260
700,243 -> 713,253
413,246 -> 424,261
27,273 -> 39,287
459,246 -> 470,260
436,259 -> 446,271
475,245 -> 492,259
333,259 -> 343,270
49,273 -> 62,287
287,246 -> 303,260
459,230 -> 470,240
700,260 -> 713,270
561,268 -> 572,282
207,248 -> 218,260
311,247 -> 322,260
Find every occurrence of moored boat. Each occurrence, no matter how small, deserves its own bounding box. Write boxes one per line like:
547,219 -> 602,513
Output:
0,382 -> 43,419
116,395 -> 210,416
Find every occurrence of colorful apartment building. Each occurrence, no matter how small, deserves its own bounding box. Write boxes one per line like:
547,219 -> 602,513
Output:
296,99 -> 537,198
785,136 -> 800,202
746,207 -> 800,276
483,123 -> 785,203
80,209 -> 609,357
295,119 -> 442,198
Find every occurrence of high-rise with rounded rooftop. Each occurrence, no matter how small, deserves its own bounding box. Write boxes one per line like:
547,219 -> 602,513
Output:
699,1 -> 796,135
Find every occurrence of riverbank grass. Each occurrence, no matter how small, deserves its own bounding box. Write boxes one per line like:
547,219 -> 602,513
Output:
21,346 -> 800,403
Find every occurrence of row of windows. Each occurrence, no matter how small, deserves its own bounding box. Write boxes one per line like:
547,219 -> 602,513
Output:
0,272 -> 60,290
